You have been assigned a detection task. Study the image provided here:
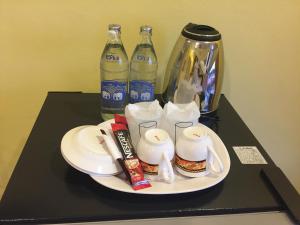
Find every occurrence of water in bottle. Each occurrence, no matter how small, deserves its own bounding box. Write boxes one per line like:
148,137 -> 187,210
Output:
100,24 -> 129,120
129,25 -> 158,103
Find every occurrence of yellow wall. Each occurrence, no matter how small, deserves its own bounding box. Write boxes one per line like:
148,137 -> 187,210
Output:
1,0 -> 300,197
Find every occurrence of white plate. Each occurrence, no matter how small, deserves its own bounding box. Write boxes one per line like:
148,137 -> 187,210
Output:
61,125 -> 122,176
91,122 -> 231,194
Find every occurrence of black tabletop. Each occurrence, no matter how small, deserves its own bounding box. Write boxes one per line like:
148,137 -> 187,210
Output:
0,92 -> 282,224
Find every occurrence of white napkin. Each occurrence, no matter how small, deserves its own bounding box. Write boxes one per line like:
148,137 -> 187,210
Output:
125,100 -> 163,148
159,101 -> 200,143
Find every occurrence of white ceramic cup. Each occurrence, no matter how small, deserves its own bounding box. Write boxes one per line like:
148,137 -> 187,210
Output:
136,128 -> 175,183
175,126 -> 224,177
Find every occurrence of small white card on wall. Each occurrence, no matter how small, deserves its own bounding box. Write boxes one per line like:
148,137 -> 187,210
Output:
233,146 -> 267,164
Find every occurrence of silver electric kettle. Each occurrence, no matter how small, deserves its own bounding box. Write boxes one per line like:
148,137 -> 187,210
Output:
162,23 -> 224,114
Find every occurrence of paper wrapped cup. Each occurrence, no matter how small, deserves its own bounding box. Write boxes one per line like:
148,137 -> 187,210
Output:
125,100 -> 163,148
159,101 -> 200,143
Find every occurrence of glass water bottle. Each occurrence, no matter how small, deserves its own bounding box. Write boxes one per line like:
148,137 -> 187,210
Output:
100,24 -> 129,120
129,25 -> 158,103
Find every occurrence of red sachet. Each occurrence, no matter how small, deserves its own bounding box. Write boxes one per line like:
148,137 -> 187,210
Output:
111,123 -> 151,190
114,114 -> 128,126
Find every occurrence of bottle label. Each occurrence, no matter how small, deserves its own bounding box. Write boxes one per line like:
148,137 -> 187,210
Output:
105,54 -> 120,62
101,81 -> 127,112
129,80 -> 154,103
136,54 -> 150,62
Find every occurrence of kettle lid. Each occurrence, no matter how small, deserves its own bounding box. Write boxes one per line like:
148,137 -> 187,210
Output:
182,23 -> 221,41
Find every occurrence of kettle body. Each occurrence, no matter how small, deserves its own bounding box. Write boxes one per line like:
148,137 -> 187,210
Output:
162,23 -> 224,114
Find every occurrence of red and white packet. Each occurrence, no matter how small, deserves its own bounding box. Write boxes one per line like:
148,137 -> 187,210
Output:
111,114 -> 151,190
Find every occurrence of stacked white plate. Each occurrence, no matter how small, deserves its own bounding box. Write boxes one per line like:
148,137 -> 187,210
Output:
61,122 -> 122,176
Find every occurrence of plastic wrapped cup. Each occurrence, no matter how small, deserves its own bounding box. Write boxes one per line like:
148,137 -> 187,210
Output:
125,100 -> 163,148
159,101 -> 200,144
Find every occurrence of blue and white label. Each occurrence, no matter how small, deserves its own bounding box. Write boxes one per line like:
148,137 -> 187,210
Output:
105,54 -> 120,62
136,54 -> 150,62
101,81 -> 127,110
129,80 -> 154,103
